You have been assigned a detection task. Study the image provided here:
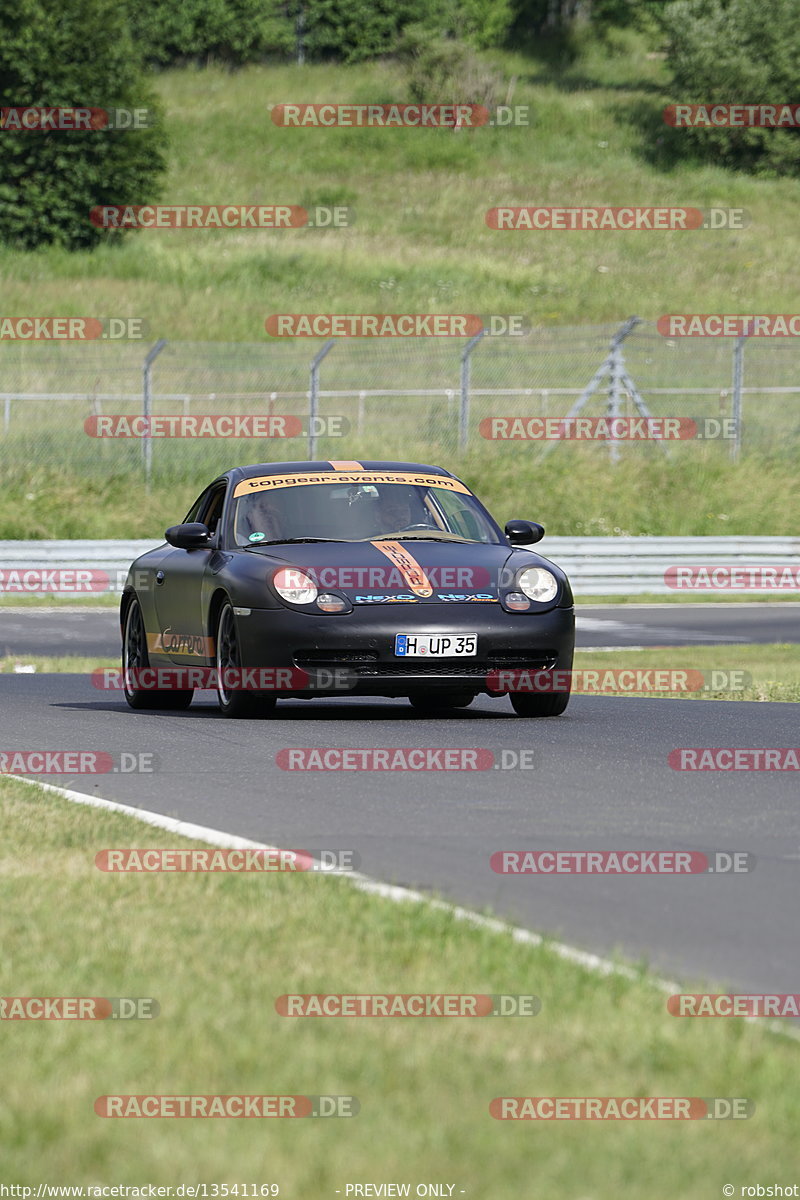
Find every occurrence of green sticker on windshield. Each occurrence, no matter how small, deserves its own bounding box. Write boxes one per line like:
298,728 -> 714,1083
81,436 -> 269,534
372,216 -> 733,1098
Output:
249,532 -> 266,542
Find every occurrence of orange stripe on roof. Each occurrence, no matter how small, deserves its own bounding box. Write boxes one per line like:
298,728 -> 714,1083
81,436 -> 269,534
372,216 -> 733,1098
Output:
328,460 -> 364,470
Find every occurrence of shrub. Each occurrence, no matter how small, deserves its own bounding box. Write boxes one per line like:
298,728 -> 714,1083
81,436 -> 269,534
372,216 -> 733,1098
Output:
0,0 -> 168,250
135,0 -> 294,67
662,0 -> 800,176
398,29 -> 505,108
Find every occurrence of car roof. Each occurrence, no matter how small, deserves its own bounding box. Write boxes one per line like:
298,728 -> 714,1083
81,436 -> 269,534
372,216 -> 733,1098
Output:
227,460 -> 457,484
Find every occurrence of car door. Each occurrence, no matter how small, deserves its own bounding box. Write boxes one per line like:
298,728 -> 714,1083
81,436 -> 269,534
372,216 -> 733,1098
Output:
151,481 -> 227,664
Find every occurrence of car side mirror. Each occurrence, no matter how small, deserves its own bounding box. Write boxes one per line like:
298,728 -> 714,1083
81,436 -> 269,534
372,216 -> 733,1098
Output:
505,520 -> 544,546
165,522 -> 212,549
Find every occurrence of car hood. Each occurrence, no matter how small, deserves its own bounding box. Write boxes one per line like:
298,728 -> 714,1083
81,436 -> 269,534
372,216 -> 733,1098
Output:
246,539 -> 567,604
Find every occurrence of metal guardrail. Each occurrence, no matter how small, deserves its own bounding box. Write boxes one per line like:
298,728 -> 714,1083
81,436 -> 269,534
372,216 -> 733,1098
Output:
0,537 -> 798,597
540,537 -> 800,595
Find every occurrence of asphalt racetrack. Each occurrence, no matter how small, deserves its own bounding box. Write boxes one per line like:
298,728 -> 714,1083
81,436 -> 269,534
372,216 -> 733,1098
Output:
0,667 -> 797,996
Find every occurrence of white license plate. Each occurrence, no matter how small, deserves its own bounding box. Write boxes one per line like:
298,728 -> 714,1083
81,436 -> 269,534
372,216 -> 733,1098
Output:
394,634 -> 477,657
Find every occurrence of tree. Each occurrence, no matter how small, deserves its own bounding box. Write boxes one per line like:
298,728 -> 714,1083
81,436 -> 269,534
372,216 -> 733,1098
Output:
662,0 -> 800,175
0,0 -> 168,250
135,0 -> 294,67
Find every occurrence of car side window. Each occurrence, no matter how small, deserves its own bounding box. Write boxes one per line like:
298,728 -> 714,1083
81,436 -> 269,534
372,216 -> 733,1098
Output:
199,485 -> 227,539
183,489 -> 210,524
432,488 -> 483,540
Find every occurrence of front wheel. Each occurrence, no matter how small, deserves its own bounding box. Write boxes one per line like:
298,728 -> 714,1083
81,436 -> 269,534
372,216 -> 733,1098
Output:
215,601 -> 276,718
510,689 -> 570,717
122,596 -> 194,711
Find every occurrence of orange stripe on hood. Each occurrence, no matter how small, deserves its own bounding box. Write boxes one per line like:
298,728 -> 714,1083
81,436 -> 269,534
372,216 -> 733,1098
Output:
369,541 -> 433,597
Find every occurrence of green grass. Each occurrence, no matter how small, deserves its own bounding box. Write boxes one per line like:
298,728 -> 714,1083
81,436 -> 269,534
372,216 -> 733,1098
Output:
0,655 -> 117,673
2,52 -> 800,332
578,594 -> 800,605
1,775 -> 798,1191
1,43 -> 799,538
574,643 -> 800,702
0,595 -> 123,608
1,445 -> 798,538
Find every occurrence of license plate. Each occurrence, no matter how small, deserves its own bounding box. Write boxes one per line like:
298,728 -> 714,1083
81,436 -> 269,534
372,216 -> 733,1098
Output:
394,634 -> 477,657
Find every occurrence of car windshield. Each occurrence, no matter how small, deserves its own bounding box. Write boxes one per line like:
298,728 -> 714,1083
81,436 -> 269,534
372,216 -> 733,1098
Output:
232,480 -> 500,547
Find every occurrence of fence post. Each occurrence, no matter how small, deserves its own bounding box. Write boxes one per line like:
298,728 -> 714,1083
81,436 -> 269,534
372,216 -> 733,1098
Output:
142,340 -> 167,488
295,4 -> 305,65
3,397 -> 10,434
731,336 -> 746,462
460,329 -> 485,450
606,317 -> 641,464
308,340 -> 335,459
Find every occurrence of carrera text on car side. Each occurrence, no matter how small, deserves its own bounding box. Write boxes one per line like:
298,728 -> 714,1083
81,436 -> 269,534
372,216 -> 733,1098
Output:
120,461 -> 575,717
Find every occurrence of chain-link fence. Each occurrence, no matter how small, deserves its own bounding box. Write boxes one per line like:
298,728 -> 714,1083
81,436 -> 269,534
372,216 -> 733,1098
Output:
1,319 -> 798,484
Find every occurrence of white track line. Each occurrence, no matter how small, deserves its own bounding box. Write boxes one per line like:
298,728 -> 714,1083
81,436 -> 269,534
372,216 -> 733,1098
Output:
9,774 -> 799,1041
577,645 -> 650,652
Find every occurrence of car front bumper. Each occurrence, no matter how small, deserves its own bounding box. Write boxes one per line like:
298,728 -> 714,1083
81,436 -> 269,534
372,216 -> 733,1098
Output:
236,602 -> 575,697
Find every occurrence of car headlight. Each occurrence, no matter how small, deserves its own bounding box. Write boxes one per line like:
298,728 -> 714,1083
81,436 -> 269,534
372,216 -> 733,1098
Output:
517,567 -> 558,604
273,567 -> 318,605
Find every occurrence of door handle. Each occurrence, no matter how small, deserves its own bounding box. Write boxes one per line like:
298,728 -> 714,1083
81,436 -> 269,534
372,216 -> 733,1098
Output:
155,571 -> 165,585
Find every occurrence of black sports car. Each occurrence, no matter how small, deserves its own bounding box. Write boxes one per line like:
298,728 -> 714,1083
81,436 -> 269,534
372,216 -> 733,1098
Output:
120,460 -> 575,717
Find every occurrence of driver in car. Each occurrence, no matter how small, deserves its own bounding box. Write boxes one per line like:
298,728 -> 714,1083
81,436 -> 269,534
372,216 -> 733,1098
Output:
241,494 -> 285,542
372,487 -> 435,536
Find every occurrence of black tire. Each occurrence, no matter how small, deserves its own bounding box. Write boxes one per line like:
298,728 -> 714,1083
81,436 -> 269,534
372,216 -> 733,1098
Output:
408,690 -> 475,712
122,596 -> 194,711
215,601 -> 277,718
510,689 -> 570,717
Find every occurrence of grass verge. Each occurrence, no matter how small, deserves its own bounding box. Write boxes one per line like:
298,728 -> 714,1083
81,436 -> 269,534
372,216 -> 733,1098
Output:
2,51 -> 800,333
574,643 -> 800,702
0,775 -> 798,1191
1,451 -> 798,539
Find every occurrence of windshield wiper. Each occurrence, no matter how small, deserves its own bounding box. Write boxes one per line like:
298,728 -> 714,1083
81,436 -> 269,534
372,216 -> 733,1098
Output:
244,537 -> 346,547
369,533 -> 473,543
